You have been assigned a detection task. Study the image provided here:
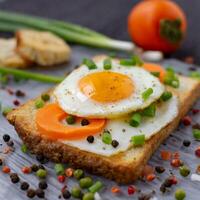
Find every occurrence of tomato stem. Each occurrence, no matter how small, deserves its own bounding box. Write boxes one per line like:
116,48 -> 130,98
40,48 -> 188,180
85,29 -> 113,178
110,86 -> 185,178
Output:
160,18 -> 183,44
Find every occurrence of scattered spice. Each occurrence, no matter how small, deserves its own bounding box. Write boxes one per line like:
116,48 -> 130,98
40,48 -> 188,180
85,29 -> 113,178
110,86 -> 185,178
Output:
22,166 -> 32,174
195,146 -> 200,158
192,109 -> 200,115
161,150 -> 172,160
111,140 -> 119,148
13,99 -> 20,106
62,189 -> 71,199
21,144 -> 28,153
146,173 -> 156,182
7,140 -> 14,147
81,119 -> 90,126
155,166 -> 165,174
27,189 -> 36,198
3,134 -> 10,142
65,168 -> 73,177
15,90 -> 25,97
0,158 -> 3,166
2,166 -> 10,173
87,135 -> 94,143
36,169 -> 47,179
127,185 -> 136,195
183,140 -> 191,147
38,181 -> 48,190
182,116 -> 192,126
111,186 -> 121,193
21,182 -> 30,190
10,173 -> 20,183
171,159 -> 182,168
58,175 -> 66,183
179,165 -> 190,177
175,188 -> 186,200
36,188 -> 45,198
196,165 -> 200,175
31,164 -> 39,172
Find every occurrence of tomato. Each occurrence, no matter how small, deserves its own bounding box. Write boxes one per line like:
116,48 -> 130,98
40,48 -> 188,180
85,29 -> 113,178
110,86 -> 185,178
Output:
128,0 -> 187,53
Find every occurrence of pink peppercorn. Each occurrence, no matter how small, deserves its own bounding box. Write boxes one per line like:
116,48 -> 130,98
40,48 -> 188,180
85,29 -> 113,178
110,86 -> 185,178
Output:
182,116 -> 192,126
127,185 -> 136,195
195,147 -> 200,158
57,175 -> 65,183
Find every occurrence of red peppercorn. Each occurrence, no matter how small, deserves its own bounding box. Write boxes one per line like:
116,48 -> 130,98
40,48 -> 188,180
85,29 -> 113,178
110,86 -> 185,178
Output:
127,185 -> 136,195
58,175 -> 65,183
182,116 -> 192,126
195,147 -> 200,158
146,173 -> 156,182
192,109 -> 200,115
2,166 -> 10,173
171,159 -> 181,168
169,176 -> 178,185
22,167 -> 31,174
13,100 -> 20,106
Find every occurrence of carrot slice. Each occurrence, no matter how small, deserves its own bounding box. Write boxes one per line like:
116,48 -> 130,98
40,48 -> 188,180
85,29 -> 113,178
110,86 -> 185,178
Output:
143,63 -> 166,82
36,103 -> 106,140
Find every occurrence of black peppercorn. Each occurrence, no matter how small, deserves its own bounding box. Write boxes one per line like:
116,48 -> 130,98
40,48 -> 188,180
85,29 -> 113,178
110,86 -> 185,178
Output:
81,119 -> 90,126
87,135 -> 94,143
27,189 -> 36,198
38,181 -> 48,190
31,164 -> 39,172
155,166 -> 165,174
163,178 -> 172,187
3,134 -> 10,142
62,189 -> 71,199
36,189 -> 45,198
10,173 -> 20,183
16,90 -> 25,97
0,158 -> 3,166
183,140 -> 191,147
111,140 -> 119,148
21,182 -> 29,190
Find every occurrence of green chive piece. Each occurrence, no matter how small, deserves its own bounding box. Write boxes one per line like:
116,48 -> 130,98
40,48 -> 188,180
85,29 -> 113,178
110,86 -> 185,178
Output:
163,67 -> 180,88
120,59 -> 134,66
71,186 -> 82,198
193,128 -> 200,140
41,94 -> 50,102
142,88 -> 153,101
141,103 -> 156,117
83,58 -> 97,70
36,169 -> 47,179
131,55 -> 143,66
79,177 -> 93,189
161,91 -> 172,101
131,134 -> 145,146
89,181 -> 103,193
54,163 -> 65,175
150,71 -> 160,77
35,99 -> 45,109
189,71 -> 200,80
2,107 -> 12,116
74,169 -> 84,180
21,144 -> 28,153
129,113 -> 142,127
179,165 -> 190,177
82,192 -> 94,200
175,188 -> 186,200
103,58 -> 112,70
66,115 -> 76,124
102,131 -> 112,144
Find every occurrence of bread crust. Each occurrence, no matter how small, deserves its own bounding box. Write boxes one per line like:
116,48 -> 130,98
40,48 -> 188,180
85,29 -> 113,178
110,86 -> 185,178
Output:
7,56 -> 200,183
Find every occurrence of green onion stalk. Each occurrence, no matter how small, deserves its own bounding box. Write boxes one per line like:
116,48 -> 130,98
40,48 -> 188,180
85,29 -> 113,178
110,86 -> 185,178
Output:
0,10 -> 135,51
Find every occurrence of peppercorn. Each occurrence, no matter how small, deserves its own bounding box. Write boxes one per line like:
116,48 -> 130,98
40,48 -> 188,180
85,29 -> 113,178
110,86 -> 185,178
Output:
195,147 -> 200,157
171,159 -> 181,168
3,134 -> 10,142
182,116 -> 192,126
31,164 -> 39,172
36,169 -> 47,179
74,169 -> 84,180
41,94 -> 50,102
13,99 -> 20,106
62,189 -> 71,199
39,180 -> 48,190
66,115 -> 76,124
127,185 -> 136,195
0,158 -> 3,166
175,188 -> 186,200
81,119 -> 90,126
36,188 -> 45,198
183,140 -> 191,147
179,165 -> 190,177
7,140 -> 14,147
58,175 -> 65,183
16,90 -> 25,97
27,189 -> 36,198
82,192 -> 94,200
79,177 -> 93,189
2,166 -> 10,173
155,166 -> 165,174
10,173 -> 20,183
71,186 -> 82,198
111,140 -> 119,148
87,135 -> 94,143
21,182 -> 29,190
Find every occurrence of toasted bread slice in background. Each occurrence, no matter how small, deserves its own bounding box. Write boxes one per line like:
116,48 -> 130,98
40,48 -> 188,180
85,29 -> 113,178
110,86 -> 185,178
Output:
16,30 -> 71,66
7,56 -> 200,183
0,38 -> 31,68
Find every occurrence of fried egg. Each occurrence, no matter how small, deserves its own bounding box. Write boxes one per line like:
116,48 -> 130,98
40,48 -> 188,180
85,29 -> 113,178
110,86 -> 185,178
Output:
54,59 -> 164,118
62,95 -> 178,156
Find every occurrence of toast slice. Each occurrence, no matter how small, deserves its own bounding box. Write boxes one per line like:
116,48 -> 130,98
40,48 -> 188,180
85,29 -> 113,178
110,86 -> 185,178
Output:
0,38 -> 31,68
7,56 -> 200,183
16,30 -> 71,66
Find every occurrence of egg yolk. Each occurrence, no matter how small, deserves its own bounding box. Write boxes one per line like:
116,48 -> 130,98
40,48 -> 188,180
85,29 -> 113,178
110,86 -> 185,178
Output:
79,71 -> 134,103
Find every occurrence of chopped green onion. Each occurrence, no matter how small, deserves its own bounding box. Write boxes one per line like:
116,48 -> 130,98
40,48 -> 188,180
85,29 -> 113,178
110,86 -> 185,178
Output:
193,128 -> 200,140
103,58 -> 112,70
0,66 -> 64,83
102,131 -> 112,144
74,169 -> 84,180
163,67 -> 180,88
189,71 -> 200,80
161,91 -> 172,101
79,177 -> 93,189
150,71 -> 160,77
89,181 -> 103,193
131,134 -> 145,146
36,169 -> 47,179
54,163 -> 65,175
175,188 -> 186,200
131,55 -> 143,66
83,58 -> 97,70
2,107 -> 12,116
21,144 -> 28,153
35,99 -> 45,109
129,113 -> 142,127
141,103 -> 156,117
120,59 -> 135,66
66,115 -> 76,124
41,94 -> 50,102
142,88 -> 153,101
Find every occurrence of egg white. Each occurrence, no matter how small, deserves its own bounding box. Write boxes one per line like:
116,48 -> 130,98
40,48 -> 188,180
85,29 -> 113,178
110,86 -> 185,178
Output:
54,60 -> 165,118
61,95 -> 179,156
